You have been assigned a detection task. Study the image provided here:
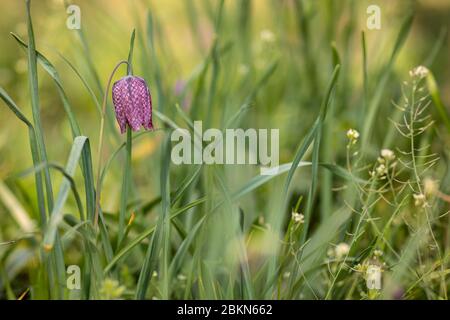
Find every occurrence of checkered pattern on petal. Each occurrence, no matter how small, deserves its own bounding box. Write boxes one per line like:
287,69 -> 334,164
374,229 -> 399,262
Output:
135,77 -> 153,130
112,79 -> 128,134
112,76 -> 153,133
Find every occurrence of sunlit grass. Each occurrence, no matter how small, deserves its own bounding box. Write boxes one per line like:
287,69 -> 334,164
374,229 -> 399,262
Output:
0,0 -> 450,300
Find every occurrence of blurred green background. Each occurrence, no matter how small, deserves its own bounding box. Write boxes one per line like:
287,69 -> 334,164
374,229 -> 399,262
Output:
0,0 -> 450,299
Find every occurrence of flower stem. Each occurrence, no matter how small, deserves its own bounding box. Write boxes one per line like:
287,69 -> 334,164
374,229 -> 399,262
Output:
94,60 -> 129,228
116,126 -> 132,250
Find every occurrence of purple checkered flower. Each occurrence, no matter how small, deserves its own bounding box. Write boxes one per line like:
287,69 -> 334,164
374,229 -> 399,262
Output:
112,76 -> 153,133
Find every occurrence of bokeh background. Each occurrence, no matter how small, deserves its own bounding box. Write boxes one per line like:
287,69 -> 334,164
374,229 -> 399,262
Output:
0,0 -> 449,299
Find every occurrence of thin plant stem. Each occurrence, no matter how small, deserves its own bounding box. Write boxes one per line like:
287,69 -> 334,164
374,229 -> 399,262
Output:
116,126 -> 132,250
94,60 -> 129,228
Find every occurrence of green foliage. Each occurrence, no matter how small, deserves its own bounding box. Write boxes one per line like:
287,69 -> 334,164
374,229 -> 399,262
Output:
0,0 -> 449,300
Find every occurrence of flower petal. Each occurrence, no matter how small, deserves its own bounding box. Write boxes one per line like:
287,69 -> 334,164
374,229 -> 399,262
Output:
112,79 -> 127,133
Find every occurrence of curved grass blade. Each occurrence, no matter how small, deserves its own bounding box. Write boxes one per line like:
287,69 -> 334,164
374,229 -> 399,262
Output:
14,162 -> 85,221
11,33 -> 81,136
42,136 -> 90,250
53,50 -> 102,114
0,87 -> 46,224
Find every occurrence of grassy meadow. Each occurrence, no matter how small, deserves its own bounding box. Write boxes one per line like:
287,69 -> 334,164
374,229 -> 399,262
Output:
0,0 -> 450,300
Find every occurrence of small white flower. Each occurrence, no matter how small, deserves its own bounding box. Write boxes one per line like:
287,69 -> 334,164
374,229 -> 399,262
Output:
409,66 -> 429,79
375,164 -> 387,176
292,212 -> 304,224
374,249 -> 383,257
354,263 -> 366,273
177,274 -> 187,281
381,149 -> 395,161
346,129 -> 360,143
260,29 -> 276,43
335,243 -> 350,259
413,193 -> 426,207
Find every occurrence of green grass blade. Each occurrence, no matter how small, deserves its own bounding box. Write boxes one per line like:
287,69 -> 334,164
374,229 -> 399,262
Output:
116,127 -> 132,250
42,136 -> 89,250
53,50 -> 102,115
25,0 -> 54,216
0,87 -> 46,224
135,133 -> 172,299
11,33 -> 81,136
362,14 -> 413,149
104,196 -> 206,274
427,72 -> 450,134
14,162 -> 85,220
168,216 -> 206,287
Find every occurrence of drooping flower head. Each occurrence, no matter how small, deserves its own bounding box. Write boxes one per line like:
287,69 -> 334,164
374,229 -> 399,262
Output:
112,76 -> 153,133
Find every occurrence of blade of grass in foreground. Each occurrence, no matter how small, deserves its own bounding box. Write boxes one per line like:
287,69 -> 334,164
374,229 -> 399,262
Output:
42,136 -> 90,250
14,28 -> 101,297
274,64 -> 340,298
25,0 -> 66,299
301,65 -> 340,244
136,133 -> 172,299
25,0 -> 53,221
320,45 -> 341,221
11,33 -> 81,136
280,65 -> 340,235
0,88 -> 53,299
0,87 -> 46,225
14,162 -> 85,220
12,33 -> 97,224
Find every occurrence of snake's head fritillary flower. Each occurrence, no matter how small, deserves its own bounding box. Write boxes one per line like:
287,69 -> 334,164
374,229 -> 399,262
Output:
112,76 -> 153,134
